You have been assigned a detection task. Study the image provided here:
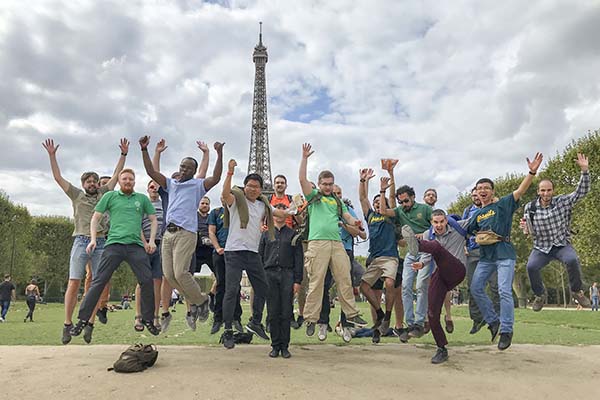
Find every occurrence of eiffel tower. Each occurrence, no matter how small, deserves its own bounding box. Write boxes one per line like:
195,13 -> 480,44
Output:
247,22 -> 273,193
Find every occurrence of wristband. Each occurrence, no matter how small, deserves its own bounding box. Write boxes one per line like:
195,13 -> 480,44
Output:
121,152 -> 128,156
227,171 -> 234,176
360,179 -> 365,183
528,171 -> 536,176
141,148 -> 148,152
379,190 -> 386,193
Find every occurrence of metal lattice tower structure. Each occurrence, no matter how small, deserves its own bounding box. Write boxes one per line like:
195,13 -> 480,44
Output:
247,22 -> 273,193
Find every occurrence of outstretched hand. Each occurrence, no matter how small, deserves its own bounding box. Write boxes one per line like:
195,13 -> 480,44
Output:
214,142 -> 225,153
42,138 -> 59,155
302,143 -> 314,159
155,139 -> 168,153
197,141 -> 209,153
576,153 -> 589,172
380,177 -> 391,191
119,138 -> 130,155
139,135 -> 150,150
228,159 -> 237,172
527,152 -> 543,173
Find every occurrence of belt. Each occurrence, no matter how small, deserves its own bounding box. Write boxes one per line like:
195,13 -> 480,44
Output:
166,223 -> 184,233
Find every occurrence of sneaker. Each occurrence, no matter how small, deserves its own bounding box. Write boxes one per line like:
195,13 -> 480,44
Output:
445,318 -> 454,334
294,315 -> 304,329
160,313 -> 172,334
342,326 -> 352,343
431,347 -> 449,364
269,348 -> 280,358
372,328 -> 381,344
211,320 -> 223,335
379,319 -> 391,335
498,332 -> 513,350
317,323 -> 328,341
70,320 -> 88,337
233,320 -> 244,333
142,319 -> 160,336
532,295 -> 545,312
185,312 -> 197,331
423,321 -> 431,334
346,314 -> 368,328
469,320 -> 486,335
97,307 -> 108,324
83,324 -> 94,344
402,225 -> 419,257
398,327 -> 410,343
488,320 -> 500,343
280,348 -> 292,358
196,299 -> 210,323
246,320 -> 270,340
290,319 -> 300,330
573,290 -> 591,308
306,322 -> 316,337
62,324 -> 73,344
222,329 -> 235,349
0,317 -> 4,322
408,324 -> 424,338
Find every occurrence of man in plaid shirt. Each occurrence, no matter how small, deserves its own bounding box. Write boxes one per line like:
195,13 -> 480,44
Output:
522,153 -> 591,311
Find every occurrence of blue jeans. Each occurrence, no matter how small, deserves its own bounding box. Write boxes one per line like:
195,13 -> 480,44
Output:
69,236 -> 106,279
402,252 -> 433,327
471,258 -> 515,333
592,296 -> 599,311
526,245 -> 583,296
0,300 -> 10,319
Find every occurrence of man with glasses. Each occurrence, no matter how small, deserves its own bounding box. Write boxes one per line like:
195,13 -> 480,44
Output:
467,152 -> 543,351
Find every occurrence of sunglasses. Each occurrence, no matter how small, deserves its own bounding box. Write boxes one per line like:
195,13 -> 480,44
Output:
400,199 -> 411,204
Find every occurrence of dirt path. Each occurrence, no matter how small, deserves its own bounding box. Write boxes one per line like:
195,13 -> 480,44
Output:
2,344 -> 598,399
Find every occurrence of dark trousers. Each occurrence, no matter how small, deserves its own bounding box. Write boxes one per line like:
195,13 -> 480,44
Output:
190,246 -> 214,273
1,300 -> 10,319
25,296 -> 36,320
213,252 -> 242,323
318,249 -> 353,326
420,240 -> 466,348
527,244 -> 583,296
223,251 -> 268,329
78,244 -> 155,322
266,268 -> 294,350
466,250 -> 499,323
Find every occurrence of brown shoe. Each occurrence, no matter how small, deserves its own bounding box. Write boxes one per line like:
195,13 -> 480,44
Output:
423,321 -> 431,334
445,318 -> 454,334
573,290 -> 591,308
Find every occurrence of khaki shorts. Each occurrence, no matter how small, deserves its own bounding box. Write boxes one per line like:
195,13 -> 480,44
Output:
361,256 -> 399,287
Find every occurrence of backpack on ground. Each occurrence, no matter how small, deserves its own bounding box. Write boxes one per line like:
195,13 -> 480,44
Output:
108,343 -> 158,373
219,331 -> 254,344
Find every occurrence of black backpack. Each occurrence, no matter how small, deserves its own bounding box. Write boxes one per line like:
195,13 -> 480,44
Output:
219,331 -> 254,344
109,344 -> 158,373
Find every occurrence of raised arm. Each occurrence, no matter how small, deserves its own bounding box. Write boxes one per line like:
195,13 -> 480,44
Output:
104,138 -> 129,190
568,153 -> 591,203
513,152 -> 543,201
139,136 -> 167,189
203,142 -> 224,191
299,143 -> 315,196
222,159 -> 236,206
195,141 -> 210,179
379,177 -> 396,218
152,139 -> 168,173
42,139 -> 70,193
358,168 -> 374,216
385,159 -> 399,209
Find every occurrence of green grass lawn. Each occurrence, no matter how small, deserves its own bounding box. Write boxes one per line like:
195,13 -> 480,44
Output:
1,301 -> 599,346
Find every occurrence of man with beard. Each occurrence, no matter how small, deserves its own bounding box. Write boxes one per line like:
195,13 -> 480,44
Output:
140,136 -> 223,330
42,138 -> 127,344
70,168 -> 160,339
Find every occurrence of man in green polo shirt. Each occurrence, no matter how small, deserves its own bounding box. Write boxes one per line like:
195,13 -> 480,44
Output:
382,179 -> 433,339
298,143 -> 368,338
70,168 -> 160,340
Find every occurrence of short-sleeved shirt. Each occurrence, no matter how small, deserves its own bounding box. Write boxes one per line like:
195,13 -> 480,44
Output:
95,191 -> 156,247
164,178 -> 207,233
142,200 -> 164,242
66,184 -> 110,237
306,189 -> 349,241
340,206 -> 358,251
467,194 -> 519,261
208,207 -> 228,249
225,196 -> 266,253
0,281 -> 16,301
366,209 -> 399,258
394,202 -> 432,234
269,194 -> 294,228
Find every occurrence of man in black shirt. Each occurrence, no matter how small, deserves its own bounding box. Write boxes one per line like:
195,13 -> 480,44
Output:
0,274 -> 16,322
259,203 -> 303,358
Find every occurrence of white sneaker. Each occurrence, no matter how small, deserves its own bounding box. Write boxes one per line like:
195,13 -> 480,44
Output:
342,327 -> 352,343
317,323 -> 328,341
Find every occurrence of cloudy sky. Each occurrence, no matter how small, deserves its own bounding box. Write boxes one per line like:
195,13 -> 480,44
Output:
1,0 -> 600,229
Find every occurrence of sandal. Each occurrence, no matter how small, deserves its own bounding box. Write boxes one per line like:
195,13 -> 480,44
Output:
134,316 -> 144,332
153,316 -> 161,332
142,319 -> 160,336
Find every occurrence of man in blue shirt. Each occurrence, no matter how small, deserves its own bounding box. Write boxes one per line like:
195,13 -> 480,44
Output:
467,152 -> 543,351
